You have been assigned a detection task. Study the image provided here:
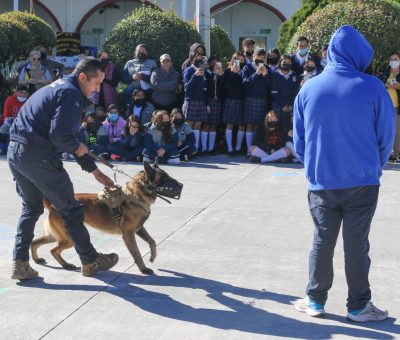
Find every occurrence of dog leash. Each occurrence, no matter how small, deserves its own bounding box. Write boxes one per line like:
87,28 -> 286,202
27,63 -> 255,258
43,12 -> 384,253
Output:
88,151 -> 172,204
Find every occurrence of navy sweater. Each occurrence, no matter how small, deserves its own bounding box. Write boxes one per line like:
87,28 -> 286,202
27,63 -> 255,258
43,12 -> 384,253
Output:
221,69 -> 244,100
183,65 -> 207,102
271,70 -> 299,108
242,63 -> 271,98
205,70 -> 223,100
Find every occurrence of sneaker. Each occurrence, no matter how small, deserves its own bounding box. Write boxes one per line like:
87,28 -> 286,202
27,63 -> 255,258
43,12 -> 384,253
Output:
250,156 -> 261,163
295,297 -> 326,317
61,152 -> 69,161
81,253 -> 119,277
183,154 -> 189,162
11,260 -> 38,280
68,154 -> 75,160
110,154 -> 120,161
98,153 -> 110,161
227,150 -> 235,157
347,302 -> 388,322
136,155 -> 143,162
245,151 -> 251,158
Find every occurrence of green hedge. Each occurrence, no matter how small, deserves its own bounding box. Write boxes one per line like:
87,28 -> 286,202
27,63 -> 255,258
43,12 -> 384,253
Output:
0,17 -> 33,60
1,11 -> 56,49
104,6 -> 203,70
210,25 -> 236,65
287,0 -> 400,73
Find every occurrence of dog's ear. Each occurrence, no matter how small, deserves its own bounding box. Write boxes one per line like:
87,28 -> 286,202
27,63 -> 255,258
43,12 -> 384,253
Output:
153,157 -> 159,169
144,161 -> 155,180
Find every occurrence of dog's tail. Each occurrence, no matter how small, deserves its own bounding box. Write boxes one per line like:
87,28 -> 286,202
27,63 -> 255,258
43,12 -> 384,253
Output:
43,197 -> 52,211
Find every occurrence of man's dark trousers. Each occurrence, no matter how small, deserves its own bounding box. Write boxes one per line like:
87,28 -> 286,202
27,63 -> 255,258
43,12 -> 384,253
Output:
306,185 -> 379,312
7,141 -> 98,265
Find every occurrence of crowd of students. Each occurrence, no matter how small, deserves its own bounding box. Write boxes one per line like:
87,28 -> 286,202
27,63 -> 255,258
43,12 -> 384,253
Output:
1,38 -> 400,164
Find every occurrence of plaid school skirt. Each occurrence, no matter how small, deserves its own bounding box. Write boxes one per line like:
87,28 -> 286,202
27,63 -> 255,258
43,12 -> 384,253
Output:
222,98 -> 243,125
207,98 -> 222,125
244,97 -> 267,124
183,100 -> 208,122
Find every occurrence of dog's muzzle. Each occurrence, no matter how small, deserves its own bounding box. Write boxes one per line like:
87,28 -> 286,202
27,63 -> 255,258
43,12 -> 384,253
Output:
156,177 -> 183,200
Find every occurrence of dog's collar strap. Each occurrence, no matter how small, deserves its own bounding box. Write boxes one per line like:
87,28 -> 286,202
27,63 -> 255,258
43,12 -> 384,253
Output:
139,180 -> 172,204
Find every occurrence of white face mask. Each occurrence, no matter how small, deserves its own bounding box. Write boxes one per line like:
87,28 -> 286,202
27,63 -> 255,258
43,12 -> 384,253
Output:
17,96 -> 27,102
389,60 -> 400,69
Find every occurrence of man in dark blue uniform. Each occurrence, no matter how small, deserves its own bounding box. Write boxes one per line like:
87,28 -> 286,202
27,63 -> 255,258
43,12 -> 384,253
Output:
8,57 -> 119,280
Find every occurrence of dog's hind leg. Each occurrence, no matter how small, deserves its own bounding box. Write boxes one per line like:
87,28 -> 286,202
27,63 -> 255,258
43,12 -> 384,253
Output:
31,234 -> 56,264
136,226 -> 157,263
50,240 -> 77,270
122,230 -> 154,275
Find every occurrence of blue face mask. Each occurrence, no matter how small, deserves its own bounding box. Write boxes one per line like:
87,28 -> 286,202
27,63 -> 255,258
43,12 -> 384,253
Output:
108,113 -> 119,122
298,48 -> 309,57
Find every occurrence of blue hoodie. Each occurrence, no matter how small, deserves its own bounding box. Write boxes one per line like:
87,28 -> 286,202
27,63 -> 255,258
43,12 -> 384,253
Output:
293,26 -> 395,190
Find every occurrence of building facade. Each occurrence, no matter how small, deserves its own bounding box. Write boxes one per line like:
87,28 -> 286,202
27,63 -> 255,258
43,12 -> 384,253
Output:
1,0 -> 302,52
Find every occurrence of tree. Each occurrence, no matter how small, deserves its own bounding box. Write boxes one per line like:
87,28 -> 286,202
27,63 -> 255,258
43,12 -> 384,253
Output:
287,0 -> 400,73
0,17 -> 33,60
210,25 -> 236,65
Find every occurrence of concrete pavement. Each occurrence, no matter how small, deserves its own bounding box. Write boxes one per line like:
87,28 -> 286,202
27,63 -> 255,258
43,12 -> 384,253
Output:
0,154 -> 399,339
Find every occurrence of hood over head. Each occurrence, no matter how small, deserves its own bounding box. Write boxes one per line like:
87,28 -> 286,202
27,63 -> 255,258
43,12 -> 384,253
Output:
188,43 -> 206,57
327,25 -> 373,72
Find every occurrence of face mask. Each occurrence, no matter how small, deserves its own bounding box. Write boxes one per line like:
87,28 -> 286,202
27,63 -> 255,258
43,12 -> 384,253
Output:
267,121 -> 278,129
240,62 -> 246,70
87,122 -> 97,133
161,121 -> 171,129
390,60 -> 400,69
173,119 -> 184,127
245,51 -> 253,57
17,96 -> 27,102
298,48 -> 308,57
101,58 -> 109,66
137,53 -> 147,61
267,56 -> 279,65
97,115 -> 106,123
281,63 -> 291,71
255,59 -> 264,65
194,59 -> 202,68
305,65 -> 316,72
40,52 -> 47,61
134,98 -> 146,106
108,113 -> 119,122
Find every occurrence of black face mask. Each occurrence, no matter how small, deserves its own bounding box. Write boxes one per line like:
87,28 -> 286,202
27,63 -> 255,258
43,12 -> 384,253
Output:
267,121 -> 278,129
133,98 -> 146,106
281,63 -> 292,71
240,62 -> 246,70
40,52 -> 47,61
193,59 -> 202,68
255,59 -> 264,65
137,53 -> 147,61
101,58 -> 110,66
174,119 -> 184,127
87,122 -> 97,133
245,51 -> 253,57
97,115 -> 107,123
161,121 -> 171,129
305,65 -> 316,72
267,56 -> 279,65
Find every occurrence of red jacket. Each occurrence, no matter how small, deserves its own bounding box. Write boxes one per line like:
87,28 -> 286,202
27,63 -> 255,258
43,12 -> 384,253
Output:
1,94 -> 25,126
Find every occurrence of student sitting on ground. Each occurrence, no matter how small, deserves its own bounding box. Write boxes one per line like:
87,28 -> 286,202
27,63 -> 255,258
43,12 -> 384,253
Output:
108,116 -> 144,162
126,88 -> 155,126
249,111 -> 294,163
143,110 -> 180,165
285,116 -> 300,163
77,112 -> 109,155
171,108 -> 196,161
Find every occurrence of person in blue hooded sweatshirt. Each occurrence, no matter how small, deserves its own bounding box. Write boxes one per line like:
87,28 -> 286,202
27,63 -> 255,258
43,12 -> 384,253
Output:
293,26 -> 395,322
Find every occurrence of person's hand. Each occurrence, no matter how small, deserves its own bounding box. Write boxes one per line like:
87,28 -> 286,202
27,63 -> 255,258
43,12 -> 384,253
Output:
287,105 -> 293,112
256,66 -> 264,75
129,127 -> 137,135
81,122 -> 87,128
91,168 -> 114,188
132,73 -> 142,80
178,141 -> 182,147
288,130 -> 293,138
157,148 -> 166,157
282,105 -> 292,113
74,143 -> 88,157
207,105 -> 211,114
28,78 -> 38,85
231,65 -> 240,73
194,69 -> 204,77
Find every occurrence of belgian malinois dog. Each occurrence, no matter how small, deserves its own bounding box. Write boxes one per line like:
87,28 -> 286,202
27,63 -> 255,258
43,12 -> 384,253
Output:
31,161 -> 183,275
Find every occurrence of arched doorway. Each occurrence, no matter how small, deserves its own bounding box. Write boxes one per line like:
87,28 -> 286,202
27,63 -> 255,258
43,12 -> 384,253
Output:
76,0 -> 159,52
34,0 -> 62,32
211,0 -> 287,50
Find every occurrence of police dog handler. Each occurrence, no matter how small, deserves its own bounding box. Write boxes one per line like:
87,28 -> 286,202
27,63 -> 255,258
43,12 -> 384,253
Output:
293,26 -> 395,322
8,57 -> 119,280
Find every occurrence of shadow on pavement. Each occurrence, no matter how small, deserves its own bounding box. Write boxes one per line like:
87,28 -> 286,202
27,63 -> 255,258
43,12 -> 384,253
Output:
17,269 -> 398,339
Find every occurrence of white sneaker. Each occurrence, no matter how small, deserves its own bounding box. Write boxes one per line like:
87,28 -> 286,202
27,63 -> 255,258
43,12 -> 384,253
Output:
167,158 -> 180,165
347,302 -> 388,322
295,297 -> 326,317
61,152 -> 69,160
68,154 -> 75,160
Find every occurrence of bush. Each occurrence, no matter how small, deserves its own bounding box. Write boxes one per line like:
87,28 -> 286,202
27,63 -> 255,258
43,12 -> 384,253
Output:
104,6 -> 203,70
1,11 -> 56,49
210,25 -> 236,65
0,29 -> 10,61
0,17 -> 34,60
287,0 -> 400,73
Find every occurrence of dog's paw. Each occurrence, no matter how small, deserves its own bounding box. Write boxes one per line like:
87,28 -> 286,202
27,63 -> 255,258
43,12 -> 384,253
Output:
34,258 -> 46,264
140,267 -> 154,275
63,263 -> 77,271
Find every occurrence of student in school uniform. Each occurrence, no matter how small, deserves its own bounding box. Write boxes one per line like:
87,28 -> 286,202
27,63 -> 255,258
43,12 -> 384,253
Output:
182,51 -> 209,154
171,107 -> 196,161
221,52 -> 246,156
266,48 -> 281,72
242,48 -> 272,157
299,55 -> 319,87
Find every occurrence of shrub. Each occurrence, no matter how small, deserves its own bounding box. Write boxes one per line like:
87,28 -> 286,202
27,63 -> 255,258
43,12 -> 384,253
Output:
210,25 -> 235,65
287,0 -> 400,73
104,6 -> 203,70
1,11 -> 56,49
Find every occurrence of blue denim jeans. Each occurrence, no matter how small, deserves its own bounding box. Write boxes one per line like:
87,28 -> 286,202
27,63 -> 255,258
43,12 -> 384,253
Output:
306,185 -> 379,311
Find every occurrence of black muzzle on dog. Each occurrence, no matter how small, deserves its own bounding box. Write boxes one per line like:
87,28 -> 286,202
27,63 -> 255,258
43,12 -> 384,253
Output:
156,177 -> 183,200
